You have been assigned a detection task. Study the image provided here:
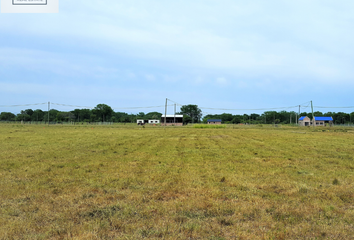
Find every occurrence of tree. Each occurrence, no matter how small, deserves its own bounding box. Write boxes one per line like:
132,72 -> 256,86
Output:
80,109 -> 92,121
0,112 -> 16,121
145,112 -> 162,119
90,113 -> 97,122
263,111 -> 278,124
24,109 -> 34,116
16,112 -> 31,121
313,111 -> 323,117
179,105 -> 202,123
31,109 -> 44,121
93,104 -> 114,122
71,109 -> 91,122
220,113 -> 233,122
56,112 -> 75,122
334,112 -> 349,124
71,109 -> 81,121
48,109 -> 59,122
137,112 -> 145,118
183,115 -> 192,124
231,115 -> 242,124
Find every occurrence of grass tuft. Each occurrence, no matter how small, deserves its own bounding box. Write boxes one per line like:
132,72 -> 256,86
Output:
333,178 -> 340,185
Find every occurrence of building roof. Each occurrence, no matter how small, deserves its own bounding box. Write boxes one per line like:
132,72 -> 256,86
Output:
161,115 -> 183,118
207,119 -> 222,122
314,116 -> 333,121
298,116 -> 333,121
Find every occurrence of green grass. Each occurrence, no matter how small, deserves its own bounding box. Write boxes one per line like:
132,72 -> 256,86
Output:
1,123 -> 354,239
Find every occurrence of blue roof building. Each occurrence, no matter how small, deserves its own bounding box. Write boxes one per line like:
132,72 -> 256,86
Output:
314,116 -> 333,126
314,116 -> 333,121
298,116 -> 333,126
298,116 -> 311,126
207,119 -> 222,124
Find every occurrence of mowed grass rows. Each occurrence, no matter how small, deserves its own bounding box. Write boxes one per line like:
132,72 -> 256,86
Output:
0,124 -> 354,239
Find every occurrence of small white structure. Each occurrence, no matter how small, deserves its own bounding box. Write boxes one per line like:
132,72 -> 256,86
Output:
137,119 -> 145,125
148,119 -> 160,124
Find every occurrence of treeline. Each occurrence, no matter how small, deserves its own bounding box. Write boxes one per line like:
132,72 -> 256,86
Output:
0,104 -> 162,123
1,103 -> 353,125
203,111 -> 354,125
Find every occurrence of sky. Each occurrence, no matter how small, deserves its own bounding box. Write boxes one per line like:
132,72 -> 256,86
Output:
1,0 -> 354,115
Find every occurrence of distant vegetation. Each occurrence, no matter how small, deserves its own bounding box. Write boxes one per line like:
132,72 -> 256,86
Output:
1,103 -> 353,125
203,111 -> 354,125
0,104 -> 162,123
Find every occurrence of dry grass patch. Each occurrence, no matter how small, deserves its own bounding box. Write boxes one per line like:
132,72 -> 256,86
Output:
0,124 -> 354,239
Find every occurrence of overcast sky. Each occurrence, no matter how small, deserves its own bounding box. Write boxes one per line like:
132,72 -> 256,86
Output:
1,0 -> 354,115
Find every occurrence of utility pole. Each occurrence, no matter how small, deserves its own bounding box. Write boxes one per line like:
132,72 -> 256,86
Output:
290,114 -> 292,124
48,101 -> 50,126
174,104 -> 176,124
311,101 -> 315,129
164,98 -> 167,129
296,113 -> 298,125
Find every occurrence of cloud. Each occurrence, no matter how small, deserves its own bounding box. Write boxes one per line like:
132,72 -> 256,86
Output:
216,77 -> 229,86
145,74 -> 156,82
193,76 -> 205,85
2,1 -> 354,82
1,0 -> 354,113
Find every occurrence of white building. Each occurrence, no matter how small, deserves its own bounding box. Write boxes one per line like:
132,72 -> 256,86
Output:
137,119 -> 146,125
149,119 -> 160,124
161,114 -> 183,126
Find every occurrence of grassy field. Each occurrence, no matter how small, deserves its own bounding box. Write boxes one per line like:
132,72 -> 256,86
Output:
1,123 -> 354,239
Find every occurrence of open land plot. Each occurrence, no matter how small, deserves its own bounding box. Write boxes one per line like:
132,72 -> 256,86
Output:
0,124 -> 354,239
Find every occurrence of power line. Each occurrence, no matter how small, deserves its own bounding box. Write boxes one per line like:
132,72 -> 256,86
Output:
51,103 -> 94,109
113,105 -> 174,110
315,106 -> 354,109
2,101 -> 353,113
299,101 -> 311,106
166,98 -> 183,106
51,103 -> 175,110
199,105 -> 299,111
0,103 -> 47,107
